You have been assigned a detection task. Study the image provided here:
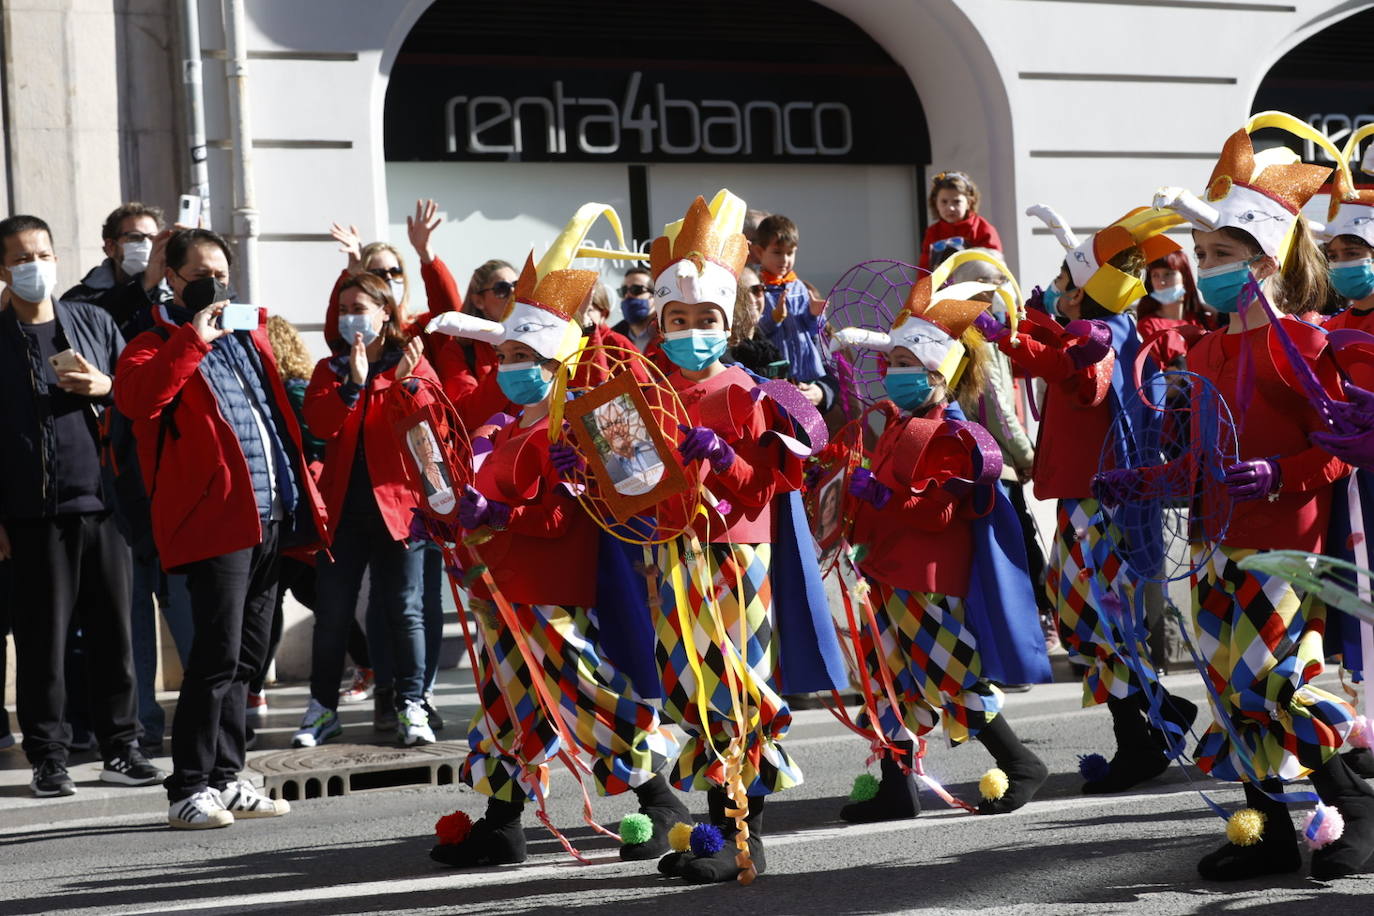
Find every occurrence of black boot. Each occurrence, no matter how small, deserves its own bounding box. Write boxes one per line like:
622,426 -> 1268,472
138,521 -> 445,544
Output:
1147,691 -> 1199,756
658,785 -> 728,877
974,715 -> 1048,814
681,791 -> 767,884
1310,754 -> 1374,880
1342,747 -> 1374,780
839,741 -> 920,823
429,796 -> 527,868
1197,779 -> 1300,880
620,774 -> 691,861
1082,696 -> 1169,794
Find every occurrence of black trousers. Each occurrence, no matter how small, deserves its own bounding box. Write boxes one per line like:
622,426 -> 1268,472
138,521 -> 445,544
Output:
2,558 -> 12,737
8,513 -> 138,765
165,521 -> 280,802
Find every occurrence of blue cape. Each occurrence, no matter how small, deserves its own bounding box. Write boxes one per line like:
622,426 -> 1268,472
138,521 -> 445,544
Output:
1325,472 -> 1374,678
1105,313 -> 1166,579
594,523 -> 664,699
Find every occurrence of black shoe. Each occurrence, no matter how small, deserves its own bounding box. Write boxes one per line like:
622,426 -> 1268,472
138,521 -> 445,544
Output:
1310,755 -> 1374,880
373,686 -> 398,732
101,743 -> 166,786
1197,780 -> 1300,881
680,789 -> 766,884
1146,692 -> 1198,757
1343,747 -> 1374,780
422,694 -> 444,733
429,797 -> 527,868
840,742 -> 920,823
1082,696 -> 1169,794
31,759 -> 76,797
974,715 -> 1048,814
619,774 -> 691,861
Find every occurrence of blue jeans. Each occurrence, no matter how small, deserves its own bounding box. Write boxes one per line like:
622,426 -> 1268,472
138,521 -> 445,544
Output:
130,555 -> 193,743
313,507 -> 424,710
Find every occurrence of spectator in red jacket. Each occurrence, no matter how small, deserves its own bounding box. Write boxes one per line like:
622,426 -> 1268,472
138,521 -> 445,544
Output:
432,258 -> 516,429
295,272 -> 439,751
919,171 -> 1003,271
116,228 -> 326,830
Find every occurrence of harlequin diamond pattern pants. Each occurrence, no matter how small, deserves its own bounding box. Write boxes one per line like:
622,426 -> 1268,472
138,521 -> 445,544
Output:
653,541 -> 800,795
461,599 -> 678,803
1192,546 -> 1355,782
856,582 -> 1002,746
1048,497 -> 1155,706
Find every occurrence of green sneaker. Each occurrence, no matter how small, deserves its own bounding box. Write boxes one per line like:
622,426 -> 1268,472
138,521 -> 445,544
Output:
291,698 -> 341,748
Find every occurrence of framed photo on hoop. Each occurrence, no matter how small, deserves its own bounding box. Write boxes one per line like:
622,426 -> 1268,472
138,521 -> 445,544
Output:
394,404 -> 460,519
805,462 -> 850,567
563,370 -> 688,522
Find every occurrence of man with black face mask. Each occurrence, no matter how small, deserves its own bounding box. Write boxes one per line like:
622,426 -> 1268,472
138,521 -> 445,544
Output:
609,265 -> 657,352
116,229 -> 327,830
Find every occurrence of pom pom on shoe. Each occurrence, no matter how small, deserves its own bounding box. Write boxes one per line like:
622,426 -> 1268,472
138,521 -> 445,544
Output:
1349,715 -> 1374,750
979,767 -> 1009,802
849,773 -> 880,803
1225,808 -> 1266,847
688,823 -> 725,857
619,812 -> 654,846
668,821 -> 695,853
1077,753 -> 1111,783
434,810 -> 473,846
1303,803 -> 1346,850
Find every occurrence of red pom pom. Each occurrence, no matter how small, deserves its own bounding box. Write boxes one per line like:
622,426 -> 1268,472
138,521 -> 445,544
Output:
1349,532 -> 1365,550
435,810 -> 473,846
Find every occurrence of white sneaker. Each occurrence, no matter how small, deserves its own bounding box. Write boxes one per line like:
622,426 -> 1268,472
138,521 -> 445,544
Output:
219,778 -> 290,818
397,698 -> 436,747
291,698 -> 342,748
169,788 -> 234,830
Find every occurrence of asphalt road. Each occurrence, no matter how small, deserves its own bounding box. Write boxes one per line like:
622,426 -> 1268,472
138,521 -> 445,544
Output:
2,674 -> 1371,916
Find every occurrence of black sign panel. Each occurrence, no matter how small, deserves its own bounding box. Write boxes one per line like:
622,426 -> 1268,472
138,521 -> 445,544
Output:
385,55 -> 926,166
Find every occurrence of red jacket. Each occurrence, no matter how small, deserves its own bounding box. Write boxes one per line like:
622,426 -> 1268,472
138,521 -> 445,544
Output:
304,350 -> 441,543
115,305 -> 327,569
432,335 -> 513,432
572,324 -> 639,389
853,403 -> 988,596
469,414 -> 599,606
919,212 -> 1003,270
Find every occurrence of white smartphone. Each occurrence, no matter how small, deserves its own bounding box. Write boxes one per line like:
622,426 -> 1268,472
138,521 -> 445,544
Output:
177,194 -> 202,228
49,348 -> 82,374
218,303 -> 259,331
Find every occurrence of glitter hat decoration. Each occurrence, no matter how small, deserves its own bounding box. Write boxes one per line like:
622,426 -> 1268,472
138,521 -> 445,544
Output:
1152,111 -> 1351,265
649,189 -> 750,330
427,203 -> 638,363
1025,204 -> 1184,313
832,277 -> 996,387
1312,124 -> 1374,247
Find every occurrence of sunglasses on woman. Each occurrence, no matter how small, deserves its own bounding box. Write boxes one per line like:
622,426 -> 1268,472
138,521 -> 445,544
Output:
368,266 -> 404,280
478,280 -> 516,298
618,283 -> 653,297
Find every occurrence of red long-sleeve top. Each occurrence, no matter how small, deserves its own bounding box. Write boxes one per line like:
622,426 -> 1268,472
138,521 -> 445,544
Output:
661,365 -> 803,544
468,414 -> 599,606
1188,320 -> 1349,552
1322,306 -> 1374,333
918,212 -> 1003,270
852,403 -> 991,596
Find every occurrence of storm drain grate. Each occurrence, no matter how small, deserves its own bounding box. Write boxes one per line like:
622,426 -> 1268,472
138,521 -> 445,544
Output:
251,742 -> 466,801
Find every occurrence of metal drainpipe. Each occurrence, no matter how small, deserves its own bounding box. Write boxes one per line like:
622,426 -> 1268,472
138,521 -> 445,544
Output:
221,0 -> 257,303
178,0 -> 210,226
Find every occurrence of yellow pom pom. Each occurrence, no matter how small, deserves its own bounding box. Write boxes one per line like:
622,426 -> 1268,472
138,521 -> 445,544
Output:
979,767 -> 1009,801
1226,808 -> 1266,847
668,821 -> 694,853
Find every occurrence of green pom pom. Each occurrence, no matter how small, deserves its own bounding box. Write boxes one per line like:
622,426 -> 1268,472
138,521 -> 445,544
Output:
619,812 -> 654,846
849,772 -> 880,803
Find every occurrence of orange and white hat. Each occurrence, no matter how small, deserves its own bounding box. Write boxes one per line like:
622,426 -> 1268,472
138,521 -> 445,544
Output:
1026,204 -> 1183,313
1312,124 -> 1374,248
649,190 -> 750,330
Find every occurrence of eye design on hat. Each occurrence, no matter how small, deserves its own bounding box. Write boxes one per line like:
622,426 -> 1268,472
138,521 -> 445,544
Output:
1233,209 -> 1285,225
510,318 -> 561,335
656,285 -> 671,298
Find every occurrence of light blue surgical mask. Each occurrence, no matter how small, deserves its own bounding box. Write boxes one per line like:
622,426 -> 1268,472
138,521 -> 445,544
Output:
496,361 -> 552,404
1331,257 -> 1374,302
1152,283 -> 1186,305
338,313 -> 378,346
662,329 -> 729,371
1195,259 -> 1257,314
884,365 -> 933,410
1041,283 -> 1062,314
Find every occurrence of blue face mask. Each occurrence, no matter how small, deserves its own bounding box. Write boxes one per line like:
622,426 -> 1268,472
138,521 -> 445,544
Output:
338,313 -> 378,346
496,361 -> 552,405
1196,259 -> 1257,314
1041,284 -> 1062,314
662,329 -> 729,371
1152,283 -> 1186,305
621,297 -> 652,323
1331,258 -> 1374,302
884,366 -> 933,410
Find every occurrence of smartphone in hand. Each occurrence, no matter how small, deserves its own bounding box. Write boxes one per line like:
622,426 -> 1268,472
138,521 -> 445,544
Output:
218,303 -> 259,331
49,348 -> 83,375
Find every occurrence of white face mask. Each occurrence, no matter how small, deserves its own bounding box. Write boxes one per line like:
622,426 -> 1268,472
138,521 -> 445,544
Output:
390,279 -> 405,302
121,238 -> 153,276
7,259 -> 58,304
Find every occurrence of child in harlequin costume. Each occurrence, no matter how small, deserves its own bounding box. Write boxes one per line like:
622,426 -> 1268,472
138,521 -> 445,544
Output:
982,205 -> 1199,795
424,206 -> 686,868
831,277 -> 1052,822
646,191 -> 848,884
1314,125 -> 1374,334
1140,112 -> 1369,881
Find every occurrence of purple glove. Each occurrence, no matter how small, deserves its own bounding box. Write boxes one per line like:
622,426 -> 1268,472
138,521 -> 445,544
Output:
1328,382 -> 1374,434
549,442 -> 584,476
457,486 -> 511,530
1092,469 -> 1142,508
1064,319 -> 1113,370
1223,459 -> 1281,502
848,467 -> 893,509
972,310 -> 1008,343
678,425 -> 736,473
1025,285 -> 1047,314
1313,427 -> 1374,471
